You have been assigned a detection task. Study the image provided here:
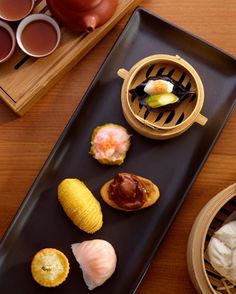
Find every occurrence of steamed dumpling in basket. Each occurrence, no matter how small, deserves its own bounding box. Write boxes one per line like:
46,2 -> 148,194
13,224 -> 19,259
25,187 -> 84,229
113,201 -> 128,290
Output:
207,212 -> 236,286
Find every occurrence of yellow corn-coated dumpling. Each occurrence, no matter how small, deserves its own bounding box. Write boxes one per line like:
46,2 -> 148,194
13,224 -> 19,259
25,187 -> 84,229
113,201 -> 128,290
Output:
31,248 -> 69,287
58,178 -> 103,234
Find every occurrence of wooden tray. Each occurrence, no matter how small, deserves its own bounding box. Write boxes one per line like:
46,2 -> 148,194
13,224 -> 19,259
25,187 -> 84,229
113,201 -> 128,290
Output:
0,0 -> 142,115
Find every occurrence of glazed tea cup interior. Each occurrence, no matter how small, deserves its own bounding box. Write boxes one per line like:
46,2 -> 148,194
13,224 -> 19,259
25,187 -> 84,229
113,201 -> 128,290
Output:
16,14 -> 61,58
0,20 -> 16,63
0,0 -> 34,22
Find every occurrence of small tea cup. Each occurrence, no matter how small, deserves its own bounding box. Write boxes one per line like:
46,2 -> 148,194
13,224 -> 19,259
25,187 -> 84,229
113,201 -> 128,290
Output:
0,0 -> 34,22
16,14 -> 61,58
0,20 -> 16,63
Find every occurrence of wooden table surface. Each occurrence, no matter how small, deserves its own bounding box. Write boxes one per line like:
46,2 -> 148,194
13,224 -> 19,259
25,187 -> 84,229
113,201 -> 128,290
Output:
0,0 -> 235,293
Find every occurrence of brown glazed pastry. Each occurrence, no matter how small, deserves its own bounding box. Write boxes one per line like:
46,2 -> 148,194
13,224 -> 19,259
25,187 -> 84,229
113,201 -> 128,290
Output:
100,173 -> 160,211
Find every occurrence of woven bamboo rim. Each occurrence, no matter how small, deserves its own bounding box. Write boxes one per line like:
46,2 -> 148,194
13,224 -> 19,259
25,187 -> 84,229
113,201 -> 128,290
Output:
118,54 -> 208,139
187,183 -> 236,294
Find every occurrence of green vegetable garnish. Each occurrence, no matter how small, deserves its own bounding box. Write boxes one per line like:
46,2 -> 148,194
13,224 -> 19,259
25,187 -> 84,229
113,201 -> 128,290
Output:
146,93 -> 179,109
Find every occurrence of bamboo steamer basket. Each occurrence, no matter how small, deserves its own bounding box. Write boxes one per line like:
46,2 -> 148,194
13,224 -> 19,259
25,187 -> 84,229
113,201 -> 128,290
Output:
117,54 -> 208,139
187,183 -> 236,293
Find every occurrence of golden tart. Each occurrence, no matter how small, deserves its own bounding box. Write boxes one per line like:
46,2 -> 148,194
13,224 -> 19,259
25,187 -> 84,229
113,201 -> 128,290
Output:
31,248 -> 69,287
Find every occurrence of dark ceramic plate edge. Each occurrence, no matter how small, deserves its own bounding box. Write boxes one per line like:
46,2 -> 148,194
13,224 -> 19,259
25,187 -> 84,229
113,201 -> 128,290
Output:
0,7 -> 235,293
139,7 -> 236,62
129,111 -> 236,294
1,5 -> 235,250
131,108 -> 236,294
127,10 -> 236,293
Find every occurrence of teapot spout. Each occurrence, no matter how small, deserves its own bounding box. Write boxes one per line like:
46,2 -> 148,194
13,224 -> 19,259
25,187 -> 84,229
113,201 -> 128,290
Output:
83,15 -> 97,33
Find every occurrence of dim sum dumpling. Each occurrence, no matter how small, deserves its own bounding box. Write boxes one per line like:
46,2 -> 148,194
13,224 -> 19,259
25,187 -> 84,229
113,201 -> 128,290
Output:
207,220 -> 236,285
71,239 -> 117,290
90,123 -> 131,166
58,178 -> 103,234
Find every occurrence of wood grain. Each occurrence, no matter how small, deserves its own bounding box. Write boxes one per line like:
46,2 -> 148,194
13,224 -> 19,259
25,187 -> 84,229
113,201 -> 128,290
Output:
0,0 -> 235,293
0,0 -> 142,115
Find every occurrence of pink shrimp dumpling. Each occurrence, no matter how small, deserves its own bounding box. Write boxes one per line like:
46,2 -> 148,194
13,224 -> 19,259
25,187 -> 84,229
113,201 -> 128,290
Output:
90,123 -> 131,165
71,239 -> 117,290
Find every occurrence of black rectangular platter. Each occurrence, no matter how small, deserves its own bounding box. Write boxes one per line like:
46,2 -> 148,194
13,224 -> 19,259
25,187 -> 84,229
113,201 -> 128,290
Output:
0,8 -> 236,294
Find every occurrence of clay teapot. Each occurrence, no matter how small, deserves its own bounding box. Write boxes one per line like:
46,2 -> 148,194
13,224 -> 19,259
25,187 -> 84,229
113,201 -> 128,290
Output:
46,0 -> 119,33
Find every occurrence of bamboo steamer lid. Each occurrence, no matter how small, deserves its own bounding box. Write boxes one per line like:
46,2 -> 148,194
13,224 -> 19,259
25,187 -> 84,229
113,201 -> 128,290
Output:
117,54 -> 208,139
187,183 -> 236,293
